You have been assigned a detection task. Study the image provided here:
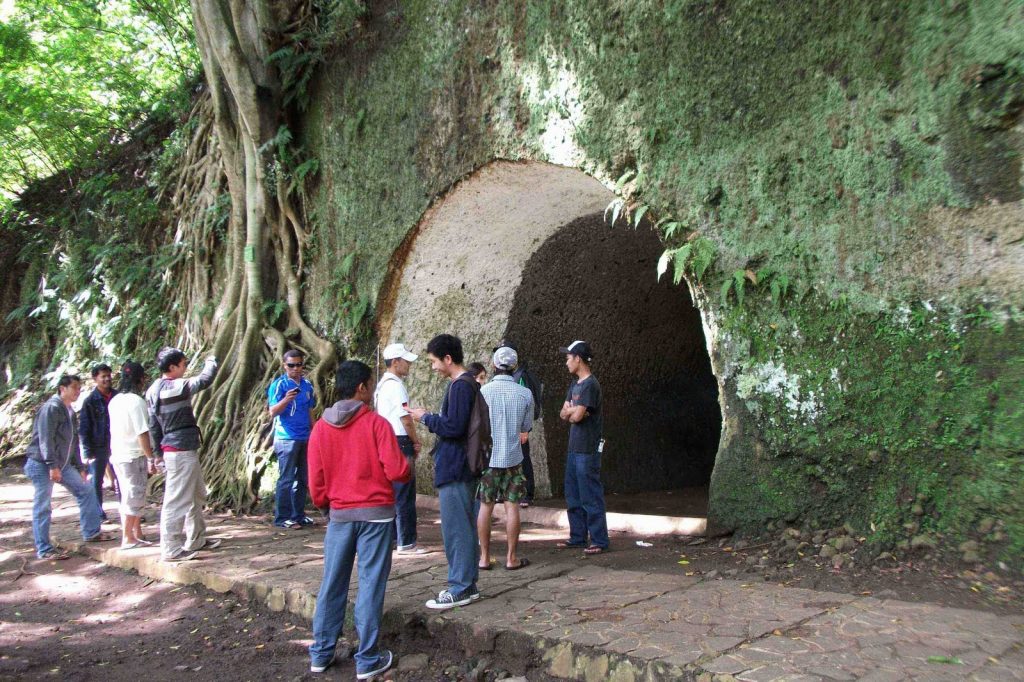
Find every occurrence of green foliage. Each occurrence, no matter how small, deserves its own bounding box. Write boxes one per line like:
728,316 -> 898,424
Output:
657,236 -> 716,286
0,0 -> 198,198
267,0 -> 367,110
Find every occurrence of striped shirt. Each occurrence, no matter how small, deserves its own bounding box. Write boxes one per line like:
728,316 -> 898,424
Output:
480,375 -> 533,468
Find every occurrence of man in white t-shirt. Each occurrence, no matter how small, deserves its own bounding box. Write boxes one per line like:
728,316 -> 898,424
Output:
374,342 -> 424,554
108,361 -> 158,549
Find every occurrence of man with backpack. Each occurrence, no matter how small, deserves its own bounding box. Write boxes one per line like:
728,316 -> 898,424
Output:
407,334 -> 482,609
478,345 -> 533,571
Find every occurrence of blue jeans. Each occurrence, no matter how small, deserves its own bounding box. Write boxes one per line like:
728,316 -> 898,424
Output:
564,451 -> 609,549
438,480 -> 478,597
310,519 -> 393,675
25,458 -> 103,558
88,450 -> 115,518
273,439 -> 309,525
393,437 -> 417,548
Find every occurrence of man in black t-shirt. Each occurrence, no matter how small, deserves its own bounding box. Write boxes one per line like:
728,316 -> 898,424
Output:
556,340 -> 608,554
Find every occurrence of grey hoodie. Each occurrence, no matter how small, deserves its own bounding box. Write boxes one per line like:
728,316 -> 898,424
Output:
25,395 -> 83,471
321,399 -> 363,427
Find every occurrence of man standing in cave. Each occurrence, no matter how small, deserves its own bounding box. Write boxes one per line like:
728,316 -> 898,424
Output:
148,348 -> 220,562
407,334 -> 480,609
556,340 -> 608,554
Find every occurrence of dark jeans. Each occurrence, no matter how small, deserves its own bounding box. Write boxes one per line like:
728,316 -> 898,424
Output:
273,439 -> 309,525
521,439 -> 535,502
392,436 -> 418,549
564,451 -> 609,549
88,450 -> 114,517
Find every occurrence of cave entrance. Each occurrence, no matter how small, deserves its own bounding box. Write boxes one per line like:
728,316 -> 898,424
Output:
505,212 -> 721,516
378,160 -> 721,524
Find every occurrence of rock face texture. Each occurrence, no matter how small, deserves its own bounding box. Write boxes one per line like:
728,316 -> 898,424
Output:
308,4 -> 1023,558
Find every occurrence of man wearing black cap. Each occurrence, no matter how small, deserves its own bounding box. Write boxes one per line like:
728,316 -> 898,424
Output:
556,340 -> 608,554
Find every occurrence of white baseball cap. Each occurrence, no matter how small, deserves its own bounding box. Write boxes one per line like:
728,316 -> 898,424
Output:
492,346 -> 518,371
382,343 -> 417,362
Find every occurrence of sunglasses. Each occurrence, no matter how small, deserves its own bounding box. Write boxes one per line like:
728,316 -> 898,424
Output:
285,363 -> 304,369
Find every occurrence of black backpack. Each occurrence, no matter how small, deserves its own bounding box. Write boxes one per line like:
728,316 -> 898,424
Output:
454,374 -> 492,476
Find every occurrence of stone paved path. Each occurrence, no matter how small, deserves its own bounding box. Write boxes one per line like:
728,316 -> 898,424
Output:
13,481 -> 1023,681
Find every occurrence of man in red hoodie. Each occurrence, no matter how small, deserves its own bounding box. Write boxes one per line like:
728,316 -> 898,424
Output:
307,360 -> 410,679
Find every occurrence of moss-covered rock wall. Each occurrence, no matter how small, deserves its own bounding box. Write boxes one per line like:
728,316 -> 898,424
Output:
302,0 -> 1023,560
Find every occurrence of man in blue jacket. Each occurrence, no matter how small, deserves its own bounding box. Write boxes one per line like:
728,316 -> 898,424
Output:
24,375 -> 112,559
79,363 -> 117,520
408,334 -> 480,609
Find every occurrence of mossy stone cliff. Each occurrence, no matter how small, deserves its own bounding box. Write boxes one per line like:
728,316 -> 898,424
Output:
296,1 -> 1022,560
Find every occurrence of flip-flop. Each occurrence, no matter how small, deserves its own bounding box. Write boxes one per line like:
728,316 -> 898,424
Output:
477,559 -> 495,571
505,558 -> 530,571
582,545 -> 606,555
555,541 -> 586,549
85,532 -> 116,543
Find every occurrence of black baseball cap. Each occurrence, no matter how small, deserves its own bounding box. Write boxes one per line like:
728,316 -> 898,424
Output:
559,340 -> 593,362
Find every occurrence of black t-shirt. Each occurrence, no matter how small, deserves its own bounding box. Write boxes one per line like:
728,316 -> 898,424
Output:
565,375 -> 602,454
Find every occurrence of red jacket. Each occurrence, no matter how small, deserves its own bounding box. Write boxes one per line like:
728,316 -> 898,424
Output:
307,400 -> 410,518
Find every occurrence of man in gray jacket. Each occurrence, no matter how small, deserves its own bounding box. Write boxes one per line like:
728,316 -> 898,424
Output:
147,348 -> 219,562
24,375 -> 112,560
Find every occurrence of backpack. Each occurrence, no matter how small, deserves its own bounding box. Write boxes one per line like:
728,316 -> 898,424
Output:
454,374 -> 492,476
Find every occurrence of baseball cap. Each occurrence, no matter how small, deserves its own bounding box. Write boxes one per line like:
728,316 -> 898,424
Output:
382,343 -> 417,362
492,346 -> 518,371
558,340 -> 593,362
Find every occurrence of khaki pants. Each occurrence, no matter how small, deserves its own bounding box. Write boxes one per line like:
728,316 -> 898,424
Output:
160,450 -> 207,558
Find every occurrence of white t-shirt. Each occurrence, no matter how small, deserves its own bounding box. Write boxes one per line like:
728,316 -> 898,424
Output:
373,372 -> 409,436
108,393 -> 151,464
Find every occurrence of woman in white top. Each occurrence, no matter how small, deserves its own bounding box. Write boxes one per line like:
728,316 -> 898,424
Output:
108,361 -> 159,548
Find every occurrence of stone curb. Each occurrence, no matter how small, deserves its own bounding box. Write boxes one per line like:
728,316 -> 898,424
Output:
62,539 -> 698,681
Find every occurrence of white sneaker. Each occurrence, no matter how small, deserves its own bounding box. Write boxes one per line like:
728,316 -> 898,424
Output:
356,649 -> 393,680
396,546 -> 428,555
310,651 -> 338,673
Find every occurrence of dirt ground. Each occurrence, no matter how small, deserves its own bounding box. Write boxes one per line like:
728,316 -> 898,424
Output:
1,462 -> 1020,681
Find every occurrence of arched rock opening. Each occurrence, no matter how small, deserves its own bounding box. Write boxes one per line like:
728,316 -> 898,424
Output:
377,161 -> 721,512
505,213 -> 721,497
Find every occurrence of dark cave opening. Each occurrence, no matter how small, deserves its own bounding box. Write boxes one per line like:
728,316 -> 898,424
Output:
504,212 -> 722,506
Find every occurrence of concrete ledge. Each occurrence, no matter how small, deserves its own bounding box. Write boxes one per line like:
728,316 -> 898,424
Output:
416,494 -> 707,537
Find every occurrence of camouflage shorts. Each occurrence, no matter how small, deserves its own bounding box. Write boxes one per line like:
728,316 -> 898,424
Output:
476,464 -> 527,504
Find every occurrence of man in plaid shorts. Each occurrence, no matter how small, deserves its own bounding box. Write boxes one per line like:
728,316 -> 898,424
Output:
477,345 -> 534,571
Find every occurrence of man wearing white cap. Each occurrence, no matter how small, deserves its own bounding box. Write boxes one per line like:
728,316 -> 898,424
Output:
478,346 -> 534,571
375,343 -> 425,554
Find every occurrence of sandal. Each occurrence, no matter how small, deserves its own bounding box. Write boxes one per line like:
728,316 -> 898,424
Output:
85,532 -> 116,543
582,545 -> 606,555
555,541 -> 586,549
39,549 -> 71,560
505,558 -> 530,571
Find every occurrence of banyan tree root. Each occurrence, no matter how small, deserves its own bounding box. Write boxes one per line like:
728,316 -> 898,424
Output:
140,0 -> 341,509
